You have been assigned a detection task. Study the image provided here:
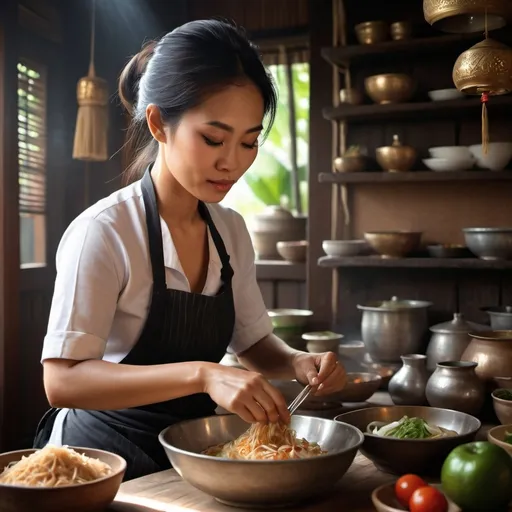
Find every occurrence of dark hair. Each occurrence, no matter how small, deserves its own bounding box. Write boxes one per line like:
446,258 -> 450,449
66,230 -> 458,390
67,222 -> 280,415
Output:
118,19 -> 278,184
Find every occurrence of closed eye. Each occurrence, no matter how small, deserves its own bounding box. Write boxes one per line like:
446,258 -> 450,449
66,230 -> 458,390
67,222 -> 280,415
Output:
242,140 -> 259,149
202,135 -> 223,147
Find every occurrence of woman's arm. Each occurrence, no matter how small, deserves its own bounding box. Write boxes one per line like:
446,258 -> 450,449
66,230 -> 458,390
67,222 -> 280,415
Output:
44,357 -> 289,423
43,358 -> 206,410
236,333 -> 300,380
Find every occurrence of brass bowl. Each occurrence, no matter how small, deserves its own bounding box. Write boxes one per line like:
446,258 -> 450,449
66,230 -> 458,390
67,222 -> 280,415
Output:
333,155 -> 366,173
390,21 -> 412,41
376,143 -> 417,173
339,88 -> 363,105
423,0 -> 512,33
364,231 -> 423,259
365,74 -> 415,104
355,21 -> 388,45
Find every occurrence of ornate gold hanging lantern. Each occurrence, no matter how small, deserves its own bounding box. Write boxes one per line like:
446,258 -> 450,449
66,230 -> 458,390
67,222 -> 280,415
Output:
453,37 -> 512,153
423,0 -> 512,33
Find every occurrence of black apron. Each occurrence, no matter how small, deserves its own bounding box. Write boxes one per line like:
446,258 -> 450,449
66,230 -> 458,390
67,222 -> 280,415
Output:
34,168 -> 236,481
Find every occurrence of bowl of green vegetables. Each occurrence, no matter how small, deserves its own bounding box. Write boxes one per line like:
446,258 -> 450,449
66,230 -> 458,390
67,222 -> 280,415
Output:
492,388 -> 512,425
487,424 -> 512,456
335,406 -> 481,476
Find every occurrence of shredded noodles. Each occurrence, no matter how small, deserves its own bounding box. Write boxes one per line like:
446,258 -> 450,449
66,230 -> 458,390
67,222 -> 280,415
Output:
0,445 -> 113,487
203,422 -> 327,460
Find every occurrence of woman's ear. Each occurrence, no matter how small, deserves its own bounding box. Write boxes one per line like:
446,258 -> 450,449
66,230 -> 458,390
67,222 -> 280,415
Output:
146,104 -> 167,143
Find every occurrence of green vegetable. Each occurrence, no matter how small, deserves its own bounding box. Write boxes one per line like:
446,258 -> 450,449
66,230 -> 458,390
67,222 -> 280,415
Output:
382,417 -> 432,439
494,389 -> 512,401
504,431 -> 512,445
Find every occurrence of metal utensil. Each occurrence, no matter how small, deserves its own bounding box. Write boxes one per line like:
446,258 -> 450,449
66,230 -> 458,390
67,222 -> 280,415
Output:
288,384 -> 313,415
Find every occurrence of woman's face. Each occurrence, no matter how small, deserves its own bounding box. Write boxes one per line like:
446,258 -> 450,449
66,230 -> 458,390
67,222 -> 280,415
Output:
161,81 -> 265,203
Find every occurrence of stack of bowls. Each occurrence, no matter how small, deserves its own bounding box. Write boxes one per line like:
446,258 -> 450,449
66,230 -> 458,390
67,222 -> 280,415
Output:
424,146 -> 474,172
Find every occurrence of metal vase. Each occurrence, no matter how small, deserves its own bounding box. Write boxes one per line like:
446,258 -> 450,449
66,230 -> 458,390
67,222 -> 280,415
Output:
388,354 -> 429,406
426,361 -> 485,416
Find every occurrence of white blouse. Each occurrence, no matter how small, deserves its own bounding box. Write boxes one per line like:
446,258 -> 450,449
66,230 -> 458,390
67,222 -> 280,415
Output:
42,178 -> 272,363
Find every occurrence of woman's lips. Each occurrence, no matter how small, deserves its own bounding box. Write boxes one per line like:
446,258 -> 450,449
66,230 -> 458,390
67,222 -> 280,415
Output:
208,179 -> 235,192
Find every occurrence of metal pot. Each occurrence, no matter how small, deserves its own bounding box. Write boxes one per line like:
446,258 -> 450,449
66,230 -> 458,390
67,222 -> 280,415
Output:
482,306 -> 512,330
426,313 -> 487,372
462,330 -> 512,383
426,361 -> 485,416
357,296 -> 432,363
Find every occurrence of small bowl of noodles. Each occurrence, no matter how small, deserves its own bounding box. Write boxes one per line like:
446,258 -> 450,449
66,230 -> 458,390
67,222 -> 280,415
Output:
159,414 -> 364,508
0,445 -> 126,512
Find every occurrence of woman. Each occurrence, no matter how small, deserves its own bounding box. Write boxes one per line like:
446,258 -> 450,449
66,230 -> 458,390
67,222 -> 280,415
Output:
34,19 -> 347,481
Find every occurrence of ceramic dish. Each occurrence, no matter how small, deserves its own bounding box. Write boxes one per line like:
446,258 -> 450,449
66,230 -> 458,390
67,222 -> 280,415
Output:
372,482 -> 459,512
487,424 -> 512,456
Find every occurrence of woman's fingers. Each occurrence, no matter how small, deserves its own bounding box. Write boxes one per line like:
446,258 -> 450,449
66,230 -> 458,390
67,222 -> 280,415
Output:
262,381 -> 290,423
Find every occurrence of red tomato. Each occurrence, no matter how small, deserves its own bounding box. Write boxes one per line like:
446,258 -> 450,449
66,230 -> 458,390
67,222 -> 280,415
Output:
410,486 -> 449,512
395,474 -> 427,507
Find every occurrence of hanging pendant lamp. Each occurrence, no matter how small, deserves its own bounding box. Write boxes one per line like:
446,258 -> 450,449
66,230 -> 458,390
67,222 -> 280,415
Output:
72,0 -> 109,162
453,35 -> 512,154
423,0 -> 512,33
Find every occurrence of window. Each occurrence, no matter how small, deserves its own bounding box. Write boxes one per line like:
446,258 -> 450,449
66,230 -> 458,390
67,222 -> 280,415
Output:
221,60 -> 310,230
17,59 -> 47,267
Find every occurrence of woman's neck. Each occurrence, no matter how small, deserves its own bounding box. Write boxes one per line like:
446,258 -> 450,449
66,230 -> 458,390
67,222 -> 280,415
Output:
150,156 -> 200,227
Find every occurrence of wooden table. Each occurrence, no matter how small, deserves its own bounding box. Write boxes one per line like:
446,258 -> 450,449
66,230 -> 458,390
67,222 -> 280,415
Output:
107,392 -> 495,512
110,452 -> 394,512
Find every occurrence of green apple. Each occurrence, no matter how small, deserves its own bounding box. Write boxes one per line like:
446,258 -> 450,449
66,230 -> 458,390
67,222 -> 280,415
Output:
441,441 -> 512,511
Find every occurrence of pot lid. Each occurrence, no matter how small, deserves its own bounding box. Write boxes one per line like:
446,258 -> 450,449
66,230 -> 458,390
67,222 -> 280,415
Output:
430,312 -> 487,334
482,306 -> 512,316
357,295 -> 432,311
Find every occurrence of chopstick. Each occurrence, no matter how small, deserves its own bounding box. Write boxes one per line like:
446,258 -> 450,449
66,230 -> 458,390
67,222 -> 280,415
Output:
287,384 -> 313,415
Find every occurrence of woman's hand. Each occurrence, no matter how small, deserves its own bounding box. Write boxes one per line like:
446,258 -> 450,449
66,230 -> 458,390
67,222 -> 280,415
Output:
292,351 -> 347,396
202,364 -> 290,424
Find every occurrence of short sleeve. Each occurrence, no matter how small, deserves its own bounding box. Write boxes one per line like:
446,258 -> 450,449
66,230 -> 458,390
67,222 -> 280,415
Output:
41,216 -> 122,362
228,213 -> 273,355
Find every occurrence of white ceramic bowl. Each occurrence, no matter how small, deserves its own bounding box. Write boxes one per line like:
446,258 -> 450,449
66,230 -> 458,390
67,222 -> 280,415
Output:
428,88 -> 465,101
303,331 -> 344,353
322,239 -> 369,257
428,146 -> 473,160
423,157 -> 474,172
469,142 -> 512,171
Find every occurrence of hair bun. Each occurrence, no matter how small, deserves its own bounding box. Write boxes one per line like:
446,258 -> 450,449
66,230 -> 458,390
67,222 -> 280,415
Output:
118,41 -> 157,115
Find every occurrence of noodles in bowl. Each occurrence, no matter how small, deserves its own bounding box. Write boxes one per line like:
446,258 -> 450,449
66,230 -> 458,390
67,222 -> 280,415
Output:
203,421 -> 327,460
0,446 -> 126,512
0,445 -> 112,487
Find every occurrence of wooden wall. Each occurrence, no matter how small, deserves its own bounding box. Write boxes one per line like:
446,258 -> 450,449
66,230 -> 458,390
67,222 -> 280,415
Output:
256,262 -> 307,310
185,0 -> 309,34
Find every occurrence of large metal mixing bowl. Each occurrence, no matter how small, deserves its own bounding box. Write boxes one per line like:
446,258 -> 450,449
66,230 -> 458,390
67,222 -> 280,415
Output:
335,406 -> 480,476
159,414 -> 364,508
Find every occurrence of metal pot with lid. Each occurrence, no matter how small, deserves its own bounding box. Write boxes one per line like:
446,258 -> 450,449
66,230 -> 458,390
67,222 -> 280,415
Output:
482,306 -> 512,330
357,296 -> 432,363
425,313 -> 487,372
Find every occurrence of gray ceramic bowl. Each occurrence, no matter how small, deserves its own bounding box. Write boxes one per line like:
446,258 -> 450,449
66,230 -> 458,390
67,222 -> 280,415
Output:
335,406 -> 481,475
159,414 -> 363,508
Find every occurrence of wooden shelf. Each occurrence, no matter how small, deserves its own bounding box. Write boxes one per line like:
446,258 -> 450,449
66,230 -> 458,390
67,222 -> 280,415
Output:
318,170 -> 512,184
255,260 -> 306,281
321,34 -> 479,65
323,95 -> 512,123
318,255 -> 512,270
